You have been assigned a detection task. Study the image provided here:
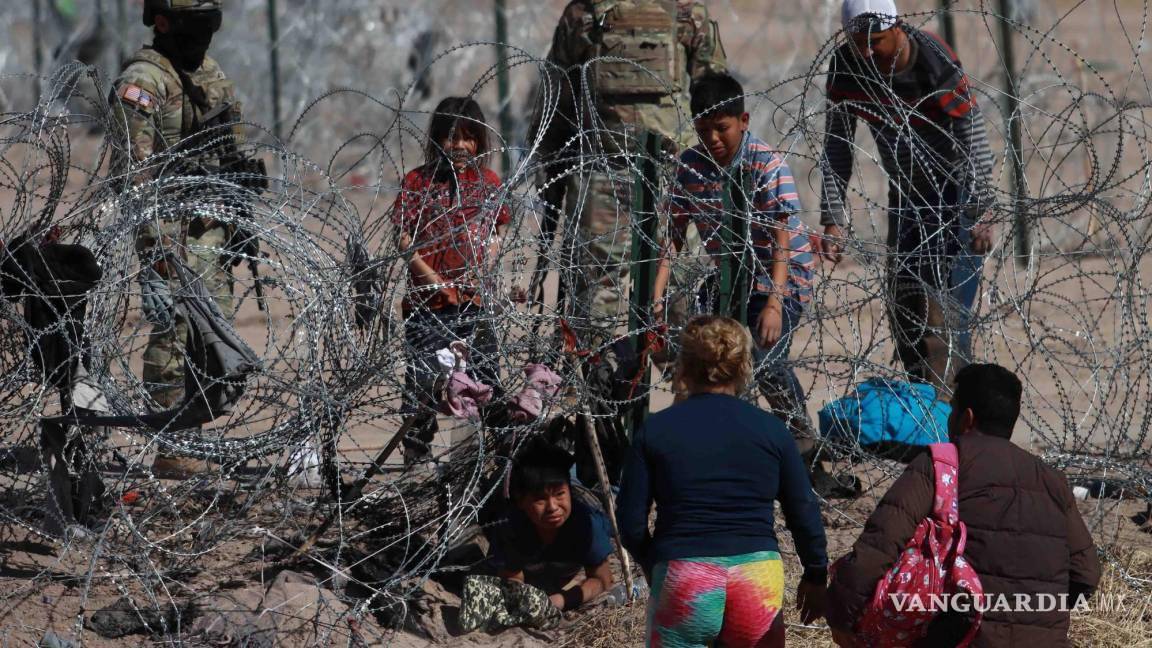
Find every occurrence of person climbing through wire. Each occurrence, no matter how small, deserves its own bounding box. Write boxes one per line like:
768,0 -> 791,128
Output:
652,73 -> 854,497
391,96 -> 525,466
462,437 -> 615,632
817,0 -> 997,394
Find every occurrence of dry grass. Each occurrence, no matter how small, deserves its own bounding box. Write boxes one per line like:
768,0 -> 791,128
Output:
561,603 -> 647,648
561,546 -> 1152,648
1068,547 -> 1152,648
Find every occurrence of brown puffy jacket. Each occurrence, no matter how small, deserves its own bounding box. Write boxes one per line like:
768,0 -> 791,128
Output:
827,432 -> 1101,646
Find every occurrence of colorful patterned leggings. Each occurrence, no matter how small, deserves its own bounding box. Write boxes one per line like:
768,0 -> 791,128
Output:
647,551 -> 785,648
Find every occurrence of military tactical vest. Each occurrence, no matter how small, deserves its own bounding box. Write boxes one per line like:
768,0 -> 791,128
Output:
122,47 -> 239,155
591,0 -> 682,97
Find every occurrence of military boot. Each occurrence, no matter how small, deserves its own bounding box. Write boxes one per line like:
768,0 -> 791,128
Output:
148,387 -> 212,479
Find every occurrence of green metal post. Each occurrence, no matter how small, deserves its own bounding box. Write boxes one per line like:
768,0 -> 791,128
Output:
938,0 -> 956,47
719,171 -> 752,326
494,0 -> 513,174
628,130 -> 661,436
267,0 -> 282,141
33,0 -> 43,100
998,0 -> 1028,266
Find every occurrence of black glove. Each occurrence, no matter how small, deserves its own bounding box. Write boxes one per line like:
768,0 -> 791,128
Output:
224,223 -> 260,268
222,156 -> 269,193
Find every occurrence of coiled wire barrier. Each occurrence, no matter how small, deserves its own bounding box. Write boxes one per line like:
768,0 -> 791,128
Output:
0,2 -> 1151,644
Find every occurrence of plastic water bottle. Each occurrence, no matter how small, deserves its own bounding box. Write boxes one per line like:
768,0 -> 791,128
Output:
631,575 -> 650,602
605,575 -> 650,606
604,583 -> 628,607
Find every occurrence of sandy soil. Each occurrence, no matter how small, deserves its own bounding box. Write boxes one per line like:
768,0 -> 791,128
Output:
1,0 -> 1151,645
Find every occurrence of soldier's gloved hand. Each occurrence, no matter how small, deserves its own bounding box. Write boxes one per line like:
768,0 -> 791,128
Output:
139,266 -> 175,328
243,157 -> 269,193
222,157 -> 269,193
162,156 -> 209,179
224,224 -> 260,267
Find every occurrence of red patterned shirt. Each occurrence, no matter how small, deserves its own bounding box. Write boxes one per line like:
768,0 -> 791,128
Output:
392,165 -> 511,310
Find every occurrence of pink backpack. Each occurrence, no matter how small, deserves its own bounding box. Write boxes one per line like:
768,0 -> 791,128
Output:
849,443 -> 984,647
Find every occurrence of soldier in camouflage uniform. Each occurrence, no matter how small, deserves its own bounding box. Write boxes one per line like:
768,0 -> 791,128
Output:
109,0 -> 249,477
533,0 -> 727,348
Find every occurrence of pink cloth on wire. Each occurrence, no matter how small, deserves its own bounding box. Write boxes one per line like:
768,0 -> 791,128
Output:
439,371 -> 493,419
508,364 -> 563,423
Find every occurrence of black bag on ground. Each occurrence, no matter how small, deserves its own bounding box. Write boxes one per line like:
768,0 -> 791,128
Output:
1,235 -> 102,391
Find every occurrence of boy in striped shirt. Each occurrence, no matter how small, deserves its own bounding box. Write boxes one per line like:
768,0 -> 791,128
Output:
653,72 -> 818,455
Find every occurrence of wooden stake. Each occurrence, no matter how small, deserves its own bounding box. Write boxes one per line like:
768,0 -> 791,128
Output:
581,413 -> 636,602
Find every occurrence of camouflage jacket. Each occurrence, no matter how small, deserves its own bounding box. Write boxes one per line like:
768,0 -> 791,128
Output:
533,0 -> 727,155
109,47 -> 245,257
109,46 -> 244,173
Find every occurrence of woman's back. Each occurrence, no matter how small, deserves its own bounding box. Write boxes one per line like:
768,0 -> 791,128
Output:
620,392 -> 825,566
614,314 -> 829,647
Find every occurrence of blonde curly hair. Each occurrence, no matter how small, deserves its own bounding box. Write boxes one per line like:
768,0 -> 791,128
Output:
674,315 -> 753,396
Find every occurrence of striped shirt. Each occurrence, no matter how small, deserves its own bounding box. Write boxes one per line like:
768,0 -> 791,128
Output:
820,26 -> 996,226
671,133 -> 815,303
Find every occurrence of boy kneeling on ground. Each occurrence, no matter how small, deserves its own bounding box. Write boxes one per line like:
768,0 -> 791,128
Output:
460,437 -> 614,632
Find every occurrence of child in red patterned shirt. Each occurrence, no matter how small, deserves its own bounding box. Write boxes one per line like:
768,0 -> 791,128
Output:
392,96 -> 516,464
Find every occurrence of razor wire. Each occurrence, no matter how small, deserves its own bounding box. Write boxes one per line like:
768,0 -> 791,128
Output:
0,1 -> 1149,644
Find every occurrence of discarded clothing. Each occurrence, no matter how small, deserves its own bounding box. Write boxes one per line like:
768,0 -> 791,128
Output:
86,596 -> 184,639
439,370 -> 493,419
458,575 -> 561,633
0,236 -> 102,392
508,363 -> 563,422
818,378 -> 950,448
402,305 -> 496,458
44,256 -> 260,432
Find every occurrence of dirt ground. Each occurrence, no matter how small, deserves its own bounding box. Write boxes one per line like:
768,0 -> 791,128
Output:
5,237 -> 1148,646
4,481 -> 1149,647
2,0 -> 1152,646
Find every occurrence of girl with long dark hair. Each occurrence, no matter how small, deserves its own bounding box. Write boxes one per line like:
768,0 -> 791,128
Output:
391,96 -> 514,463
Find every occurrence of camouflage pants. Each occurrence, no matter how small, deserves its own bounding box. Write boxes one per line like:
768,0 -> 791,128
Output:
141,223 -> 234,407
566,171 -> 702,350
458,575 -> 562,633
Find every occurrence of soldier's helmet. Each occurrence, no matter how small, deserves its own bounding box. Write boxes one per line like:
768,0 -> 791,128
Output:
143,0 -> 223,28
